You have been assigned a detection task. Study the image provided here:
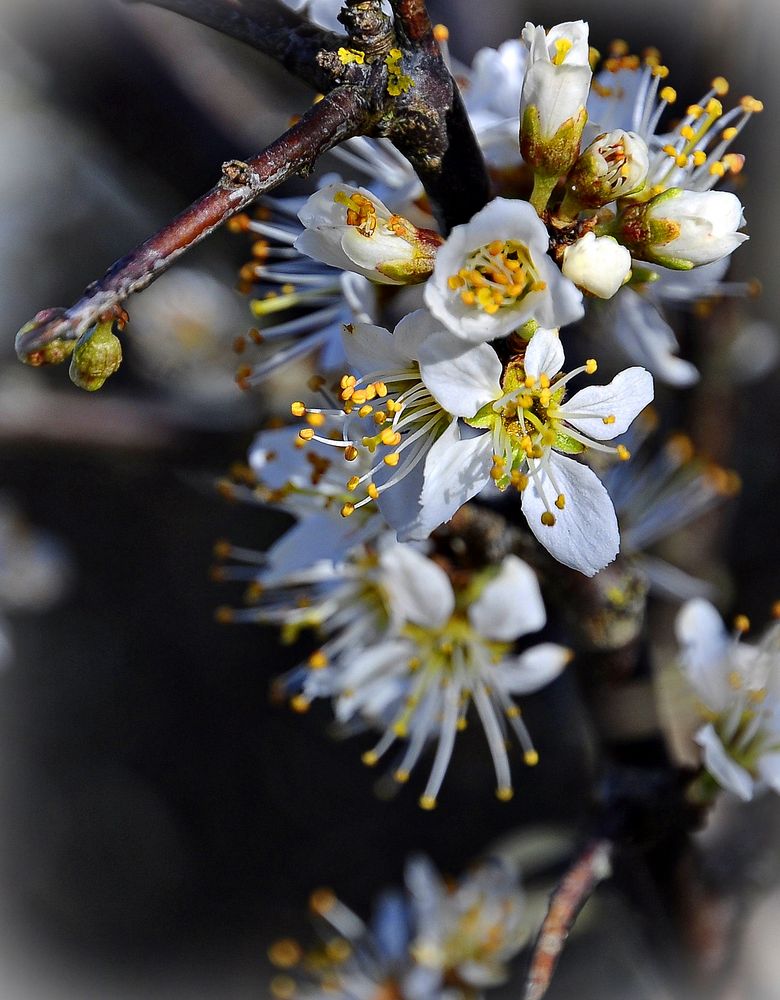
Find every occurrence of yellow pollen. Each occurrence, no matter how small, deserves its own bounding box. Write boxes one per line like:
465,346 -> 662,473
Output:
495,786 -> 514,802
541,512 -> 556,527
687,104 -> 704,119
380,428 -> 401,446
393,721 -> 408,737
433,23 -> 449,42
539,389 -> 551,408
419,795 -> 437,811
374,381 -> 388,397
524,375 -> 536,389
456,718 -> 467,731
663,144 -> 678,158
291,695 -> 310,713
711,76 -> 729,96
308,651 -> 328,669
693,150 -> 707,166
680,125 -> 696,140
270,975 -> 296,999
461,290 -> 476,306
723,153 -> 745,173
524,749 -> 539,766
268,939 -> 302,969
306,412 -> 325,427
540,373 -> 551,389
660,85 -> 677,103
772,600 -> 780,620
372,411 -> 387,425
602,414 -> 616,424
448,274 -> 464,289
741,95 -> 764,113
344,445 -> 359,462
511,471 -> 528,491
585,358 -> 598,374
358,404 -> 373,418
616,445 -> 631,461
552,38 -> 573,65
488,240 -> 505,255
750,689 -> 767,704
367,483 -> 379,500
652,64 -> 670,78
340,503 -> 355,518
706,98 -> 723,117
383,453 -> 400,467
555,493 -> 566,510
734,614 -> 750,633
394,769 -> 410,783
709,161 -> 726,177
722,126 -> 738,140
361,750 -> 379,766
290,401 -> 306,417
298,427 -> 315,441
346,476 -> 360,491
676,153 -> 689,168
728,670 -> 743,690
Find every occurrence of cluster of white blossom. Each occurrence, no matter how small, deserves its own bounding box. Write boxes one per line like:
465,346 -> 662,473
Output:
223,15 -> 765,812
267,855 -> 528,1000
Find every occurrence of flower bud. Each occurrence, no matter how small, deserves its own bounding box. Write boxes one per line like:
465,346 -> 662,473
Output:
562,233 -> 632,299
295,183 -> 443,285
617,188 -> 748,270
566,130 -> 649,208
520,21 -> 592,177
69,321 -> 122,391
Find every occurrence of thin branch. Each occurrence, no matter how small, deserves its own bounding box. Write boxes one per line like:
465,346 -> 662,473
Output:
523,839 -> 613,1000
16,87 -> 370,363
129,0 -> 345,93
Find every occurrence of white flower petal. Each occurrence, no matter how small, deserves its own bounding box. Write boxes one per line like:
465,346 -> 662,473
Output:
695,723 -> 755,801
264,513 -> 361,577
391,308 -> 447,360
675,599 -> 732,711
341,321 -> 413,374
379,543 -> 455,628
494,643 -> 570,694
469,555 -> 546,641
417,336 -> 503,418
610,289 -> 699,387
294,227 -> 353,272
521,453 -> 619,576
523,328 -> 564,379
757,753 -> 780,795
559,367 -> 654,440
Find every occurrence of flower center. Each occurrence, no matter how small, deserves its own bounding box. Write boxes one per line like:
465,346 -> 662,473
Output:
447,240 -> 546,315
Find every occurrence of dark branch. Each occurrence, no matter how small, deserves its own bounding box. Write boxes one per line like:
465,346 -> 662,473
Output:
523,839 -> 613,1000
388,0 -> 433,46
129,0 -> 345,93
16,87 -> 370,363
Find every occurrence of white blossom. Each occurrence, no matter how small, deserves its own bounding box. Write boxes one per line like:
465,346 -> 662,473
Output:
619,187 -> 748,269
462,39 -> 528,167
676,600 -> 780,801
566,129 -> 649,207
295,182 -> 441,285
424,198 -> 583,343
562,233 -> 632,299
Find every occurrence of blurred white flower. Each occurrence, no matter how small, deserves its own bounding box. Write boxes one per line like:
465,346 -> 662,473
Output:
676,601 -> 780,801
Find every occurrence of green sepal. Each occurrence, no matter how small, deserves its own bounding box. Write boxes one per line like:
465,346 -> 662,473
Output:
521,105 -> 587,178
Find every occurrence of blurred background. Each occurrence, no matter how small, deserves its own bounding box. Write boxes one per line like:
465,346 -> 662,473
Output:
0,0 -> 779,997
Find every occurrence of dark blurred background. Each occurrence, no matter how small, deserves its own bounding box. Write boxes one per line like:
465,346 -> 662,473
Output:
0,1 -> 778,997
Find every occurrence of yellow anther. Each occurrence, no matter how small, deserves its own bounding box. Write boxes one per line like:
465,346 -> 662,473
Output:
306,412 -> 325,427
298,427 -> 315,441
711,76 -> 729,96
524,375 -> 536,389
552,37 -> 573,65
555,493 -> 566,510
539,373 -> 551,389
291,694 -> 310,713
602,414 -> 616,425
680,125 -> 696,140
373,381 -> 388,397
663,144 -> 679,158
419,795 -> 437,811
448,274 -> 464,289
340,374 -> 356,389
308,651 -> 328,669
290,401 -> 306,417
723,153 -> 745,173
519,394 -> 533,409
706,98 -> 723,117
709,161 -> 726,177
616,444 -> 631,461
372,411 -> 387,425
693,150 -> 707,166
361,750 -> 379,766
456,718 -> 467,731
511,471 -> 529,491
676,153 -> 690,168
268,939 -> 303,969
660,85 -> 677,103
346,476 -> 360,491
771,600 -> 780,620
433,23 -> 449,42
488,239 -> 505,256
490,464 -> 504,481
734,614 -> 751,633
585,358 -> 598,374
367,483 -> 379,500
393,769 -> 411,785
652,64 -> 670,79
340,502 -> 356,518
461,290 -> 476,306
351,390 -> 367,405
539,389 -> 551,408
309,888 -> 336,914
687,104 -> 704,119
524,749 -> 540,766
610,38 -> 629,56
740,95 -> 764,113
722,126 -> 738,141
344,445 -> 359,462
728,670 -> 743,690
383,452 -> 400,467
358,404 -> 373,418
380,428 -> 401,446
541,512 -> 556,527
270,975 -> 296,999
495,786 -> 514,802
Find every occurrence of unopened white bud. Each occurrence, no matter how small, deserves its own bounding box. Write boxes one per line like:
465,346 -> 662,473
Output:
562,233 -> 632,299
567,130 -> 649,208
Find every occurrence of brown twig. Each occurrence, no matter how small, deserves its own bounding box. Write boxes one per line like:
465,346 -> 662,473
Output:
523,839 -> 613,1000
16,86 -> 370,363
388,0 -> 432,45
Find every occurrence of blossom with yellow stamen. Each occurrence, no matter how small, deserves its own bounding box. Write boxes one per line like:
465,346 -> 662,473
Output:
676,600 -> 780,801
424,198 -> 583,343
